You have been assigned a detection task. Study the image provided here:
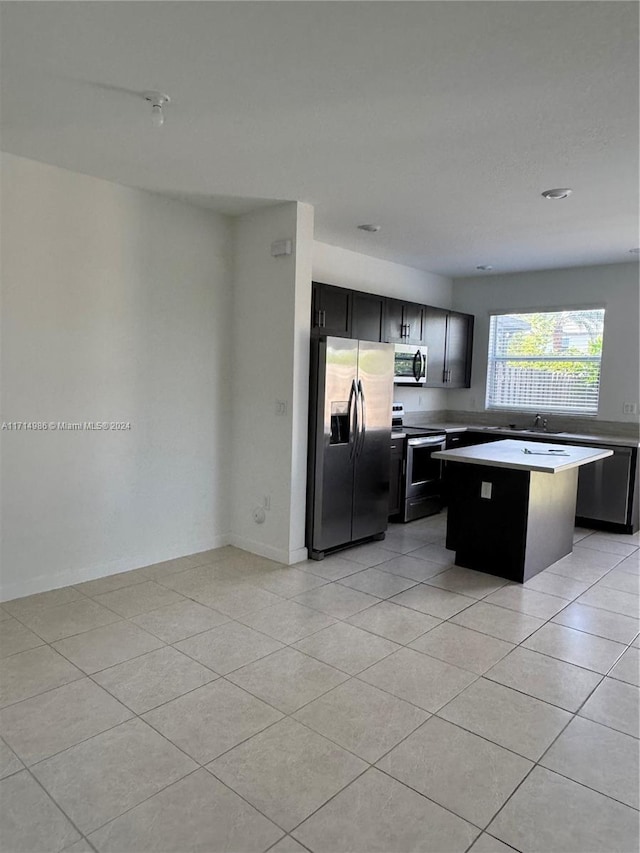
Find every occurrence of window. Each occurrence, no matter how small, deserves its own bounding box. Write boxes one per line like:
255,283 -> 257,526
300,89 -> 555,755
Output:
486,308 -> 605,415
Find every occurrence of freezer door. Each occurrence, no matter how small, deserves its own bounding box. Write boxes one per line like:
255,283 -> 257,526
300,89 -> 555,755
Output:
310,337 -> 358,553
352,341 -> 394,542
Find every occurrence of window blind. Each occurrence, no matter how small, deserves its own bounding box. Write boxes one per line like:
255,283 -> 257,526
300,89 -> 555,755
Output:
485,309 -> 605,415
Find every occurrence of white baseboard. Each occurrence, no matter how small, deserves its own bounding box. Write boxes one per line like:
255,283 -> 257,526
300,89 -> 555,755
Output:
288,545 -> 309,565
228,534 -> 308,566
0,533 -> 231,603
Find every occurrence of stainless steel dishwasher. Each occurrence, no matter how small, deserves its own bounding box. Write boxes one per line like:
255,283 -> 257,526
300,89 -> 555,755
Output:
576,445 -> 636,527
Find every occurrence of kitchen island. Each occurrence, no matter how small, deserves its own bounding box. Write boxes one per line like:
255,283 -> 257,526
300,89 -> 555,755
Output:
433,439 -> 613,582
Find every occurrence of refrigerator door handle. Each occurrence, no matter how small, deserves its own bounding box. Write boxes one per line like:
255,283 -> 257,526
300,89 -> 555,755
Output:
357,379 -> 366,456
348,379 -> 358,462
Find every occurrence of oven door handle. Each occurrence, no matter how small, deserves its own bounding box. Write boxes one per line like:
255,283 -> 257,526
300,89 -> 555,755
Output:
357,379 -> 366,456
407,436 -> 447,447
348,379 -> 358,462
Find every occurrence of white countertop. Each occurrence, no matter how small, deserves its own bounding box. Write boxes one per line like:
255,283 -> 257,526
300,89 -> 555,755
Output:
433,439 -> 613,473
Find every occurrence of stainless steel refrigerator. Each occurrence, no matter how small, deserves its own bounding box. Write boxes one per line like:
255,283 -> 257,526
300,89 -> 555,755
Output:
306,336 -> 394,560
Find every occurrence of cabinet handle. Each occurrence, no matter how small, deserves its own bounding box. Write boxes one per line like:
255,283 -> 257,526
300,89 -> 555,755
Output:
448,369 -> 452,382
443,368 -> 448,383
402,459 -> 406,475
406,323 -> 411,338
320,309 -> 326,328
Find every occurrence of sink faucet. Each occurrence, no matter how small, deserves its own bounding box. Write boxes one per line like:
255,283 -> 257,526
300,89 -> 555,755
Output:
533,414 -> 548,431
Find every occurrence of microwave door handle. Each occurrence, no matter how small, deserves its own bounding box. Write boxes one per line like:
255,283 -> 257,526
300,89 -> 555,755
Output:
412,350 -> 421,382
421,351 -> 427,380
357,380 -> 366,456
347,380 -> 357,462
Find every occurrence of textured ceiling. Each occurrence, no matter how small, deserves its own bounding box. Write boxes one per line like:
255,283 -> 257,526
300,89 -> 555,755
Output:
1,1 -> 638,276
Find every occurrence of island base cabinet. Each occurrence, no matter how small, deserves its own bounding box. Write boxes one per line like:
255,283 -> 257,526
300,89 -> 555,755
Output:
445,464 -> 578,583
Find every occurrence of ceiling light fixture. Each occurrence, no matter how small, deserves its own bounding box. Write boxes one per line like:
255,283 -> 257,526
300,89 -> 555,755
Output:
143,91 -> 170,127
476,265 -> 494,271
541,188 -> 573,200
357,224 -> 381,233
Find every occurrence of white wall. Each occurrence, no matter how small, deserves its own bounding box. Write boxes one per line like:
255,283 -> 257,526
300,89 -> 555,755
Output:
1,153 -> 233,600
230,202 -> 314,564
451,263 -> 640,424
313,241 -> 453,412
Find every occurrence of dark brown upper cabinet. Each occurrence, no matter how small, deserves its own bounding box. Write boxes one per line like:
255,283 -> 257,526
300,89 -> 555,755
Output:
423,307 -> 474,388
351,291 -> 385,342
384,300 -> 424,344
311,280 -> 473,389
445,311 -> 474,387
311,282 -> 352,337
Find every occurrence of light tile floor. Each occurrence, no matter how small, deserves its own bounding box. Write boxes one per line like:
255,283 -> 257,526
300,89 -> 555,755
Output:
0,516 -> 638,852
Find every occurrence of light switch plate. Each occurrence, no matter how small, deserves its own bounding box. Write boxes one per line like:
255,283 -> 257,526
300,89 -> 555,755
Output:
481,481 -> 492,499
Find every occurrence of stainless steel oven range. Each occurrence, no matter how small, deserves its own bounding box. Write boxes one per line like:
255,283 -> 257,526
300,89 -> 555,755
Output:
391,404 -> 446,522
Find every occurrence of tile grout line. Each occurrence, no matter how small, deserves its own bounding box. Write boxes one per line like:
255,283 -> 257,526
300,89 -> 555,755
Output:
24,763 -> 91,850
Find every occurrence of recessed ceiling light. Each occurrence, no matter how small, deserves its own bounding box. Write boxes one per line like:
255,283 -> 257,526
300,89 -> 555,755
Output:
476,265 -> 494,271
541,188 -> 573,200
357,224 -> 381,233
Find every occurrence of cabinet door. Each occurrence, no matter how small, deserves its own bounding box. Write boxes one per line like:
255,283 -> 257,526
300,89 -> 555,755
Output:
383,299 -> 405,343
422,307 -> 448,385
388,440 -> 404,517
312,283 -> 352,337
352,292 -> 384,342
403,303 -> 424,344
445,312 -> 474,387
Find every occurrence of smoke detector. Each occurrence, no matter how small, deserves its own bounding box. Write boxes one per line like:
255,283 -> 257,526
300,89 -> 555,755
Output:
143,91 -> 171,127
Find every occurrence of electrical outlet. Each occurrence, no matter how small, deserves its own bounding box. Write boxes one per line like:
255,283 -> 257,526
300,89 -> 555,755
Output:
480,481 -> 492,500
264,495 -> 271,511
623,402 -> 637,415
275,400 -> 287,416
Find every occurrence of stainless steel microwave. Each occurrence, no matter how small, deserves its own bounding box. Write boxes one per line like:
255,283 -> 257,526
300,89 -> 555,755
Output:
394,343 -> 427,385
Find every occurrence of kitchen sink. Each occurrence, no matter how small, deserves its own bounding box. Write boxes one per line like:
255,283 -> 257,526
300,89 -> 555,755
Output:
484,426 -> 566,435
508,427 -> 565,435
